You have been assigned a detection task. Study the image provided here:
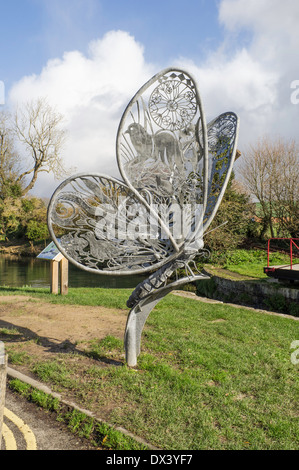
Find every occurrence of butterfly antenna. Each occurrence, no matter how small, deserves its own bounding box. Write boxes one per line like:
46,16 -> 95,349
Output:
203,220 -> 228,237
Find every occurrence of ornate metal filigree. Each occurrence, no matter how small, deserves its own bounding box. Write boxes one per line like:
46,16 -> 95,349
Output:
47,68 -> 240,366
148,75 -> 197,130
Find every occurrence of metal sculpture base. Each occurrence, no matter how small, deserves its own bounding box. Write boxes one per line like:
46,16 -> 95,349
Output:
124,275 -> 209,367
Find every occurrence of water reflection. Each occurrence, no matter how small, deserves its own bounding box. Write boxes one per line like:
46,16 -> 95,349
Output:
0,255 -> 145,289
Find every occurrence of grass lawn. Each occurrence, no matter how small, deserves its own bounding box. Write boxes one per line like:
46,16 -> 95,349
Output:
1,286 -> 299,450
210,249 -> 299,279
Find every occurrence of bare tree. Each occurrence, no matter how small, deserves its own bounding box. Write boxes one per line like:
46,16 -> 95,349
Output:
240,136 -> 299,238
13,98 -> 68,195
0,112 -> 22,198
271,140 -> 299,237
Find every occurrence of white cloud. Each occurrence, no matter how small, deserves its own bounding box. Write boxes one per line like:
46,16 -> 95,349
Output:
219,0 -> 299,69
8,2 -> 299,197
174,49 -> 279,150
9,30 -> 156,197
177,0 -> 299,151
219,0 -> 299,36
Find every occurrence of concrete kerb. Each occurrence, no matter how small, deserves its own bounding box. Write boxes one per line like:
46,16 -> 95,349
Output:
0,353 -> 7,450
6,366 -> 159,451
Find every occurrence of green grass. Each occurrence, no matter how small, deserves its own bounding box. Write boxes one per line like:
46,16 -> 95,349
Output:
1,286 -> 299,450
8,378 -> 145,450
0,285 -> 130,308
211,249 -> 299,279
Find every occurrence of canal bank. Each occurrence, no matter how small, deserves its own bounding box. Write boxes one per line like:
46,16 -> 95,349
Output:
195,266 -> 299,317
1,241 -> 298,317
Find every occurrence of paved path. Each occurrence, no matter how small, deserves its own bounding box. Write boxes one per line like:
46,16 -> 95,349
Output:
2,387 -> 96,450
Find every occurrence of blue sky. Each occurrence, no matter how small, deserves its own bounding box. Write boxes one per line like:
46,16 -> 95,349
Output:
1,0 -> 298,197
1,0 -> 225,90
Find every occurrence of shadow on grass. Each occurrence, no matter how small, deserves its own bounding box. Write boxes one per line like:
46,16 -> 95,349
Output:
0,285 -> 49,295
0,318 -> 124,367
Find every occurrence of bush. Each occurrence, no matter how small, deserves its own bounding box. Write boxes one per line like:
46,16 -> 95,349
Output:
0,195 -> 48,241
26,220 -> 48,242
204,176 -> 254,252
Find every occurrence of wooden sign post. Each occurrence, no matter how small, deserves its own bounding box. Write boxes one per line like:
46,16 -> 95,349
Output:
59,256 -> 69,296
37,241 -> 69,295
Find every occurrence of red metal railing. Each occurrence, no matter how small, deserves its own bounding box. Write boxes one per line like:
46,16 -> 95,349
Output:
267,238 -> 299,270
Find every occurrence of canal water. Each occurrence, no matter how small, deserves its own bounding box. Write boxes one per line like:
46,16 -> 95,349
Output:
0,255 -> 145,289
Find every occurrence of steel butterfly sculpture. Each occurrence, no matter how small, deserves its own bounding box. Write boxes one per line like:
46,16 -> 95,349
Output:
47,68 -> 240,366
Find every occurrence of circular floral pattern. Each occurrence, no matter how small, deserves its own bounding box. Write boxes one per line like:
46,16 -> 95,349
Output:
149,80 -> 197,131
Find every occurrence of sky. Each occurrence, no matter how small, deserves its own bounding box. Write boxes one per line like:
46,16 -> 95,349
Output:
0,0 -> 299,198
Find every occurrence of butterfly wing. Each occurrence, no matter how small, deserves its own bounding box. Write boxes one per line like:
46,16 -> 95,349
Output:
48,70 -> 239,277
203,112 -> 240,231
47,173 -> 179,275
116,68 -> 209,251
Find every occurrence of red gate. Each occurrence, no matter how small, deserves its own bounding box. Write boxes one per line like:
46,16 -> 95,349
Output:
264,238 -> 299,281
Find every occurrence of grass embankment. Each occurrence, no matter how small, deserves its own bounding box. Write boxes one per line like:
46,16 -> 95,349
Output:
198,249 -> 299,316
210,249 -> 299,279
1,286 -> 298,450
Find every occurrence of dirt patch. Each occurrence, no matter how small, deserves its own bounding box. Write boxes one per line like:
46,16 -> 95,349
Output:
0,295 -> 128,362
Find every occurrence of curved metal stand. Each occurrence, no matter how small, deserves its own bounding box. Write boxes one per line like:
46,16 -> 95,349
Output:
124,275 -> 209,367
